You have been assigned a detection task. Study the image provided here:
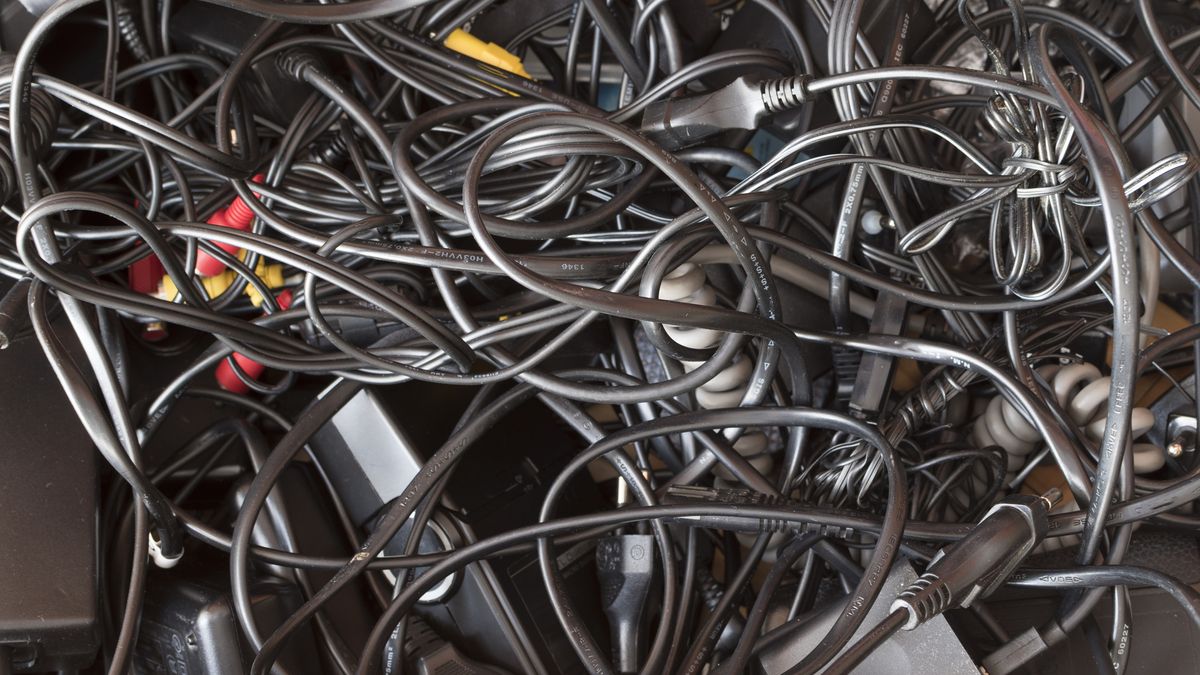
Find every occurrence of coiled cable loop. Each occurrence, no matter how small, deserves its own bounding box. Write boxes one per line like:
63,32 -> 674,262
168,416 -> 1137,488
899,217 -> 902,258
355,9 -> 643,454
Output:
972,363 -> 1163,476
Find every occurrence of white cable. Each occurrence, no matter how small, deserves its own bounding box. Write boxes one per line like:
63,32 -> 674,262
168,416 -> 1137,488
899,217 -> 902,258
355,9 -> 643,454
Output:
660,263 -> 761,411
972,363 -> 1164,476
659,263 -> 780,550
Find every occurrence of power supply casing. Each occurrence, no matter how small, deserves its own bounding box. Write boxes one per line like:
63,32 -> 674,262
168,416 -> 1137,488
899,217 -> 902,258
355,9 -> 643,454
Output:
0,326 -> 99,672
311,382 -> 611,675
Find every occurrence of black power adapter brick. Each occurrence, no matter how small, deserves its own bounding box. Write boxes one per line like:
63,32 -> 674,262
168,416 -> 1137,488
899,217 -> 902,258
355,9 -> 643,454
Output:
167,1 -> 310,127
135,555 -> 322,675
311,382 -> 612,675
0,318 -> 99,672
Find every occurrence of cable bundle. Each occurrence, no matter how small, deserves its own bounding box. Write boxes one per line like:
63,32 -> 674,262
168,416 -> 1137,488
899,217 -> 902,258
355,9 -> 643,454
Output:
4,1 -> 1200,674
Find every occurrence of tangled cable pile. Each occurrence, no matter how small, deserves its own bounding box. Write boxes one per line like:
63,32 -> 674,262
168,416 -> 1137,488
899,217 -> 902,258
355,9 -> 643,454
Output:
6,0 -> 1200,673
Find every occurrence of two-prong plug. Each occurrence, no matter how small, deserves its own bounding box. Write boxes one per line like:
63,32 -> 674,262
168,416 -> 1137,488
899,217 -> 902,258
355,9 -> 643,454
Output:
891,489 -> 1060,630
640,75 -> 812,151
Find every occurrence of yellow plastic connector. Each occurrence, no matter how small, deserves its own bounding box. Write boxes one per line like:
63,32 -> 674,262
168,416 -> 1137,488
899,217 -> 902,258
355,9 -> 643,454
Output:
244,261 -> 285,307
444,29 -> 531,79
159,260 -> 285,307
160,270 -> 232,300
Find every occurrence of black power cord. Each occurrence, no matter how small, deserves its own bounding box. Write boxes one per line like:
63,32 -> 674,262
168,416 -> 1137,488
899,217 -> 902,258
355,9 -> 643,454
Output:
2,2 -> 1200,675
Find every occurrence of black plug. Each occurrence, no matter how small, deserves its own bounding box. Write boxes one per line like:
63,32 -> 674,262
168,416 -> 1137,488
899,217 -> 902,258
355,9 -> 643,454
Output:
640,75 -> 811,151
891,489 -> 1059,630
660,485 -> 855,539
596,535 -> 656,674
390,614 -> 511,675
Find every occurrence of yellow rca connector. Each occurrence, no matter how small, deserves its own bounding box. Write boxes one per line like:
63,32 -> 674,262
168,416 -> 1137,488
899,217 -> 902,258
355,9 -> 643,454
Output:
243,261 -> 285,307
160,270 -> 233,300
444,29 -> 531,79
159,259 -> 285,307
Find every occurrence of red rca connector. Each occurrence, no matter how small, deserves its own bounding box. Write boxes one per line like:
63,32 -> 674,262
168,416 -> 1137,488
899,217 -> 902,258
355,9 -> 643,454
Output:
196,174 -> 265,277
128,248 -> 168,342
215,289 -> 292,394
128,251 -> 163,295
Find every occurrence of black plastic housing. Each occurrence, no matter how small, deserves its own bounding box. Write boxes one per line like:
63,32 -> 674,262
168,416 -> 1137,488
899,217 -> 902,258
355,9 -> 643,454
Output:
0,323 -> 99,672
310,378 -> 612,675
168,1 -> 309,126
135,555 -> 322,675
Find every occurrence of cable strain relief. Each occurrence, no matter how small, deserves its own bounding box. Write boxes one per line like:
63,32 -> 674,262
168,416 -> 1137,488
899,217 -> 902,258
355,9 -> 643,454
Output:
817,522 -> 854,539
761,517 -> 787,534
760,74 -> 812,114
893,571 -> 950,629
277,48 -> 323,82
114,0 -> 152,63
148,532 -> 183,569
888,598 -> 919,631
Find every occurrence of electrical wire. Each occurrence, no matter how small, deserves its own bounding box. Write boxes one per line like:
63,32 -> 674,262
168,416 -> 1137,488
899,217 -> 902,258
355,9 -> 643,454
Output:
3,2 -> 1200,675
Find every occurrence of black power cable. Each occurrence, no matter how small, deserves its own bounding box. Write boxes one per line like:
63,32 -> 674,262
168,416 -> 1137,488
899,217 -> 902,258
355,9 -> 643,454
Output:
2,2 -> 1200,675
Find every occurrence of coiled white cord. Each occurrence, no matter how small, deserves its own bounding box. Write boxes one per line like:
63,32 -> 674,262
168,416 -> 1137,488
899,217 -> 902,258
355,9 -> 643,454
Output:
972,362 -> 1164,553
660,263 -> 756,407
659,263 -> 777,547
972,363 -> 1164,476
